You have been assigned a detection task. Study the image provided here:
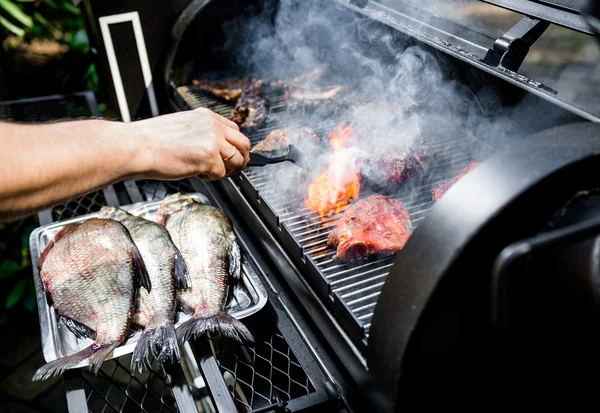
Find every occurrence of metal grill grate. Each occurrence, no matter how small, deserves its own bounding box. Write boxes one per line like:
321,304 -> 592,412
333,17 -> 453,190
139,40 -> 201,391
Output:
207,329 -> 315,411
51,190 -> 109,221
82,355 -> 178,413
135,179 -> 195,202
177,84 -> 480,347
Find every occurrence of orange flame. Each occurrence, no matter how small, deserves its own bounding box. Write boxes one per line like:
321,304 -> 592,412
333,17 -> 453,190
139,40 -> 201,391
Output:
328,122 -> 354,151
305,122 -> 361,218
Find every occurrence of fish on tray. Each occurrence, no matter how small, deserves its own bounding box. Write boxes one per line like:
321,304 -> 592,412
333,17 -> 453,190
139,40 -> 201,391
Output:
32,218 -> 150,381
156,193 -> 254,344
98,206 -> 191,373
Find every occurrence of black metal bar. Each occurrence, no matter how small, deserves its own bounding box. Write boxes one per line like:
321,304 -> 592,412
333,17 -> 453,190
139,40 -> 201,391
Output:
101,185 -> 120,206
166,363 -> 200,413
492,214 -> 600,325
37,209 -> 54,226
195,339 -> 239,412
479,0 -> 592,34
124,179 -> 145,203
63,369 -> 89,413
82,90 -> 103,118
337,0 -> 600,122
483,17 -> 550,72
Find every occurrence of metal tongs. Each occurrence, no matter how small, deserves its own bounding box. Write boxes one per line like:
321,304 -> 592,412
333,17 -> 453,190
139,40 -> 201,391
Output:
247,145 -> 303,167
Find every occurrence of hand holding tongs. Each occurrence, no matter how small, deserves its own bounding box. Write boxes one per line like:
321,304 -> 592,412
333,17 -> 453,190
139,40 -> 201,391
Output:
247,145 -> 303,167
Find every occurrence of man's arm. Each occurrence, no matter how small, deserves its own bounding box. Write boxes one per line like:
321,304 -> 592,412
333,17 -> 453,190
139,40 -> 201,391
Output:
0,108 -> 250,222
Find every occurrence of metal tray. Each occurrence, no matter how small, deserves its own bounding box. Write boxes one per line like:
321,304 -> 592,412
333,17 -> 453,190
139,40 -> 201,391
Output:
30,193 -> 268,368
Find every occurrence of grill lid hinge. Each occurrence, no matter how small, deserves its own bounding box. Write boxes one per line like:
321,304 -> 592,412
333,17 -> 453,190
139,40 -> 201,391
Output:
483,16 -> 550,72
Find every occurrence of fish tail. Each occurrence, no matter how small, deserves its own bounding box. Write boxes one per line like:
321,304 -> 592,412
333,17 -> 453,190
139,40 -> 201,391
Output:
176,312 -> 254,345
32,342 -> 119,381
131,324 -> 181,373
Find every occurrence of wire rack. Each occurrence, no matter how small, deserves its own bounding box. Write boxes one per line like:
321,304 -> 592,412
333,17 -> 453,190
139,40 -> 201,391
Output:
206,326 -> 315,412
81,355 -> 178,413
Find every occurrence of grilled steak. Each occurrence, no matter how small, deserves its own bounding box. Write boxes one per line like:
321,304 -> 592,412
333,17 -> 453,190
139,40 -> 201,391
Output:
432,161 -> 480,201
251,128 -> 317,154
360,152 -> 424,193
230,91 -> 268,134
327,195 -> 412,263
192,78 -> 263,102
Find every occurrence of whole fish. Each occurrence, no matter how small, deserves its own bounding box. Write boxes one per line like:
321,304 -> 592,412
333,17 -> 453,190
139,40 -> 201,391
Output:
33,218 -> 150,381
98,206 -> 191,372
156,193 -> 253,344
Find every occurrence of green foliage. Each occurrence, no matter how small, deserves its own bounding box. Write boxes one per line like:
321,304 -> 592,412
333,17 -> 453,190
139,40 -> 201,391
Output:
0,0 -> 81,39
0,217 -> 38,327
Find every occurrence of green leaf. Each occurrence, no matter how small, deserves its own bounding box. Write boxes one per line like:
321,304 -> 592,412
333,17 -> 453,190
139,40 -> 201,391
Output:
6,279 -> 26,309
0,0 -> 33,28
60,0 -> 79,15
23,285 -> 36,312
42,0 -> 57,8
0,260 -> 20,280
0,14 -> 24,36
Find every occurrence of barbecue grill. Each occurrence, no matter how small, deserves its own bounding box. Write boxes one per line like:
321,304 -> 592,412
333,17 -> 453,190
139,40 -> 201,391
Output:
61,0 -> 600,411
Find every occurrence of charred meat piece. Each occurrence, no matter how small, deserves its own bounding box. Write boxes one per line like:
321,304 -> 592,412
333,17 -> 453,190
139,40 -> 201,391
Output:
286,85 -> 345,111
251,128 -> 317,154
327,195 -> 412,263
230,91 -> 268,133
412,141 -> 432,171
192,78 -> 264,102
432,161 -> 480,201
361,152 -> 424,192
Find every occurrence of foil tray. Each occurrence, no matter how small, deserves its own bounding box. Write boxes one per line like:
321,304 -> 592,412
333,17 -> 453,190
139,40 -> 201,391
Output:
29,193 -> 268,368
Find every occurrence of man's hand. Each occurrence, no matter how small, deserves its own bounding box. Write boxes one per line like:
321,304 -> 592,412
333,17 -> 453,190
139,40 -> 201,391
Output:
131,108 -> 251,181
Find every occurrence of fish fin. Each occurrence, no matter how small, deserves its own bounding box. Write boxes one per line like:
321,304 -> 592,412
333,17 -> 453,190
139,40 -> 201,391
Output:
132,245 -> 151,293
59,316 -> 96,340
228,241 -> 241,281
131,325 -> 180,373
89,342 -> 120,374
32,341 -> 118,381
172,250 -> 191,290
175,312 -> 254,345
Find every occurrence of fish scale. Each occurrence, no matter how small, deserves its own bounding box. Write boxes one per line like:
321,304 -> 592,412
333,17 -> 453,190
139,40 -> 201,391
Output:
98,206 -> 190,373
33,218 -> 149,381
156,193 -> 254,345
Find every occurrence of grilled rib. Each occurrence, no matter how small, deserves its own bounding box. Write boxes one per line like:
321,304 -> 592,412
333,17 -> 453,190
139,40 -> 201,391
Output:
229,91 -> 268,134
327,195 -> 412,263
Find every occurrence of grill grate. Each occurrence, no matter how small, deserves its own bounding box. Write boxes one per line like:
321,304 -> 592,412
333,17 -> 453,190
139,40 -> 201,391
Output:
135,179 -> 195,202
205,320 -> 315,411
176,84 -> 480,346
82,355 -> 178,413
51,190 -> 109,221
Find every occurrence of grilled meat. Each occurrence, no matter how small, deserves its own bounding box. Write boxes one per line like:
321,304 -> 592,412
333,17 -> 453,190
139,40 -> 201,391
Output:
192,77 -> 263,102
33,219 -> 150,381
327,195 -> 412,263
156,193 -> 253,345
251,128 -> 317,154
432,161 -> 480,201
230,91 -> 268,134
361,152 -> 424,193
98,207 -> 190,372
